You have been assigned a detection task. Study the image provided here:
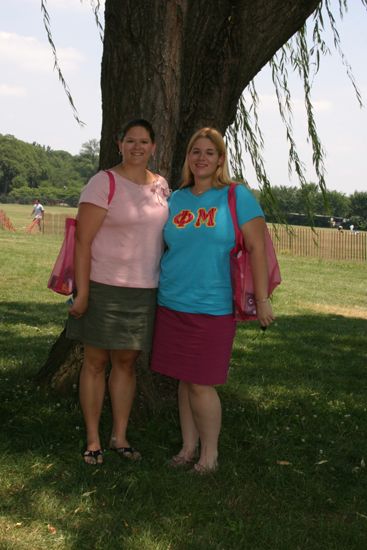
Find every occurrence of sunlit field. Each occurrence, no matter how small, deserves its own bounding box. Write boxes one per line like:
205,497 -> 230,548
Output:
0,203 -> 77,233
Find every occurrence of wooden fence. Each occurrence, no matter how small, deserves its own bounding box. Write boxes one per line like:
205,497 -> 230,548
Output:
43,213 -> 366,262
268,224 -> 367,262
43,213 -> 70,235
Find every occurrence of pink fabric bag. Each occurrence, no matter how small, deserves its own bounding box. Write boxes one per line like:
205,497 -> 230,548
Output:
228,183 -> 281,321
47,170 -> 116,296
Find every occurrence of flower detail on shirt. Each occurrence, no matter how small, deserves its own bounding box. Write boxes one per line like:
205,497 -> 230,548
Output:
151,179 -> 171,205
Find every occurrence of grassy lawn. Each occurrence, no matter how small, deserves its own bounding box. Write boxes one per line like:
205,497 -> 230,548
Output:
0,224 -> 366,549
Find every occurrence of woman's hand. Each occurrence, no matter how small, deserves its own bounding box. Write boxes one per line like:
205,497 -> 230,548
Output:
69,295 -> 88,318
256,299 -> 275,328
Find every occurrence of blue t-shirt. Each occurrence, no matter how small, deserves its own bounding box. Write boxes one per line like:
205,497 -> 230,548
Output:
158,184 -> 264,315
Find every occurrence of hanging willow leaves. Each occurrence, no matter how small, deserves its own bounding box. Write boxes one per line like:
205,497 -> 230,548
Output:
89,0 -> 104,42
40,0 -> 85,126
226,0 -> 365,224
40,0 -> 366,207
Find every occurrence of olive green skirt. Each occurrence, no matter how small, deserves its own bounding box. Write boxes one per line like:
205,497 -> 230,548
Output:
66,281 -> 157,351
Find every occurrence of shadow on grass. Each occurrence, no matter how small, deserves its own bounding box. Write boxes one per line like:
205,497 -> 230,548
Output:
0,300 -> 67,329
224,311 -> 367,463
1,305 -> 367,549
0,300 -> 67,373
232,312 -> 367,393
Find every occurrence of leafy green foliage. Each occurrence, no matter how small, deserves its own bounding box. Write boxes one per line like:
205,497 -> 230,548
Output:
0,135 -> 99,205
349,192 -> 367,231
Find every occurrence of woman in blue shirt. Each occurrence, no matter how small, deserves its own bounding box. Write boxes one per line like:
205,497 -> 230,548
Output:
151,127 -> 274,473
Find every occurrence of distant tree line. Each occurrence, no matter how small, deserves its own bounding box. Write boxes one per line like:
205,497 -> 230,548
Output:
258,184 -> 367,231
0,134 -> 99,207
0,134 -> 366,229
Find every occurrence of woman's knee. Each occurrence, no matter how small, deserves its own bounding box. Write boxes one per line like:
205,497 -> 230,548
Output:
110,350 -> 140,373
83,347 -> 109,375
188,383 -> 213,398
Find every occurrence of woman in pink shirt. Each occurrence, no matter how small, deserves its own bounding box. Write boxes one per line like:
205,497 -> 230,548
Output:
66,119 -> 169,465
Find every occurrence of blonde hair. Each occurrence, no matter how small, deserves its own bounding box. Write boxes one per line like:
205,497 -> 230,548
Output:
181,127 -> 232,189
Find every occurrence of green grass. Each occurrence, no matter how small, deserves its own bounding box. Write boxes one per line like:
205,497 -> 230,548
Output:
0,225 -> 366,549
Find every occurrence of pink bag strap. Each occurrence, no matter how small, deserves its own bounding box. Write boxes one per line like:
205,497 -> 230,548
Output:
105,170 -> 116,205
228,183 -> 243,248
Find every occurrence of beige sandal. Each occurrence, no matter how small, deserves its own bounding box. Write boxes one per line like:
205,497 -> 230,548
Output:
169,454 -> 195,468
110,445 -> 142,461
190,462 -> 218,475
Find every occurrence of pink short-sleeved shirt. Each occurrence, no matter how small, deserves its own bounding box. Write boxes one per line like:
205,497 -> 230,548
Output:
79,170 -> 169,288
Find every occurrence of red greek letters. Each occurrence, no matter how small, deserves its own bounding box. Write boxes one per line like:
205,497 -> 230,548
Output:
173,210 -> 195,228
173,208 -> 217,228
195,208 -> 217,227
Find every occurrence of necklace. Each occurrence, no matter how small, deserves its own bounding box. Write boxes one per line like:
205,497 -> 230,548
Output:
192,186 -> 211,196
118,165 -> 151,186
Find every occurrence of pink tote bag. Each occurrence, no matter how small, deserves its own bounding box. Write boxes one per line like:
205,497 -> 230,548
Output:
228,184 -> 281,321
47,170 -> 116,296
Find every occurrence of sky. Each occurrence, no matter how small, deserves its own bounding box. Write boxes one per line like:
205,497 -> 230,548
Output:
1,0 -> 366,195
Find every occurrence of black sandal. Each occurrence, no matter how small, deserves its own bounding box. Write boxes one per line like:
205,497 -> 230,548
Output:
82,449 -> 104,465
110,446 -> 141,461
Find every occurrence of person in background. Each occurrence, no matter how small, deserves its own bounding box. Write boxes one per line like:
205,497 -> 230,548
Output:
150,127 -> 274,473
31,199 -> 44,231
67,119 -> 169,465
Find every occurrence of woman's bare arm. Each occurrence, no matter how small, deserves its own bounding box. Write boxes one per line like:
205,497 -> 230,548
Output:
241,217 -> 275,327
69,202 -> 107,318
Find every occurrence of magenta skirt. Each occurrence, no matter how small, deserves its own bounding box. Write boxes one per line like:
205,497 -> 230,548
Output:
150,306 -> 237,385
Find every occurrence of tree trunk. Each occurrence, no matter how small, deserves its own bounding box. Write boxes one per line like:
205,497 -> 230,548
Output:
100,0 -> 321,186
38,0 -> 321,398
35,328 -> 82,394
36,329 -> 177,416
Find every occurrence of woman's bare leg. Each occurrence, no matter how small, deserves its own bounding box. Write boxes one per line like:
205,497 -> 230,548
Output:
79,345 -> 109,462
172,381 -> 199,463
188,383 -> 221,470
108,349 -> 140,452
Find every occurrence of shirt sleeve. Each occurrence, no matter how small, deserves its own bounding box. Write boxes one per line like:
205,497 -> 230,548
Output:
79,171 -> 110,209
167,189 -> 180,209
235,183 -> 264,226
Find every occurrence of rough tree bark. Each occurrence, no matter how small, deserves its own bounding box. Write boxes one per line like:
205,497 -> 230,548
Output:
36,329 -> 176,414
100,0 -> 321,185
37,0 -> 321,396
